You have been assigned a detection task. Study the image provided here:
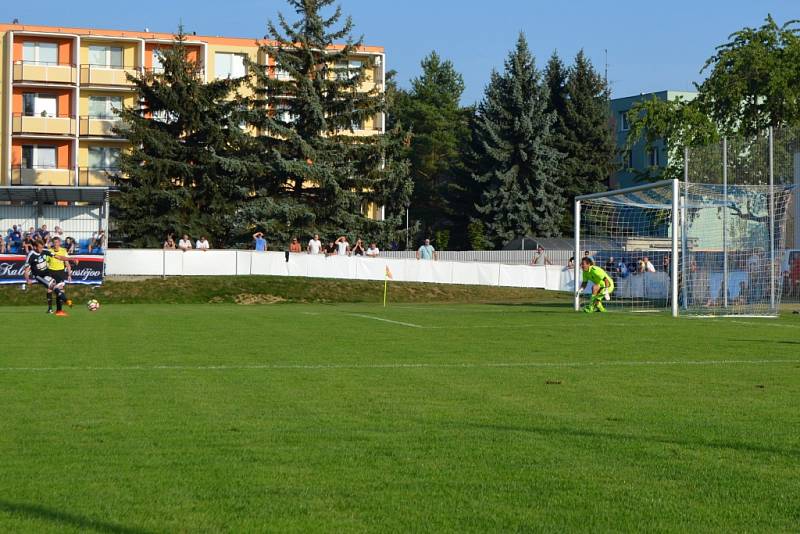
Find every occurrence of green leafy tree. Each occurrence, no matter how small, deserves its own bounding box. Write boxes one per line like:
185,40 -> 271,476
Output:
239,0 -> 411,245
471,34 -> 564,247
113,29 -> 253,247
699,15 -> 800,137
390,52 -> 472,243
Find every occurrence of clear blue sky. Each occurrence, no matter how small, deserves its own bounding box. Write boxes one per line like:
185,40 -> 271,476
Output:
5,0 -> 797,103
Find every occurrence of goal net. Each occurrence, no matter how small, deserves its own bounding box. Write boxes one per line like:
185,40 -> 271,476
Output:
575,179 -> 794,317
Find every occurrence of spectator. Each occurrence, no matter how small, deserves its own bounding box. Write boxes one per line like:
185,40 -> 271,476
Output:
307,234 -> 322,255
36,224 -> 50,243
351,239 -> 366,256
617,257 -> 629,278
90,229 -> 106,252
163,234 -> 176,250
642,256 -> 655,273
564,256 -> 575,272
417,239 -> 437,261
289,237 -> 302,253
196,236 -> 210,251
22,233 -> 34,253
325,241 -> 337,256
51,225 -> 65,243
605,256 -> 617,276
0,237 -> 5,254
583,250 -> 594,263
366,242 -> 380,258
530,245 -> 552,266
390,240 -> 400,251
9,225 -> 22,251
253,232 -> 268,252
662,255 -> 671,274
335,236 -> 350,256
64,236 -> 78,255
178,234 -> 193,251
25,227 -> 36,240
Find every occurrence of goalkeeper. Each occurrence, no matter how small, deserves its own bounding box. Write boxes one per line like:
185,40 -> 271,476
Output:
578,257 -> 614,313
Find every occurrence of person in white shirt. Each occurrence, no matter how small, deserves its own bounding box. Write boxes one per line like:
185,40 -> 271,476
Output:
308,234 -> 322,254
642,256 -> 656,273
178,234 -> 193,251
366,243 -> 380,257
530,245 -> 552,266
196,236 -> 210,250
335,236 -> 350,256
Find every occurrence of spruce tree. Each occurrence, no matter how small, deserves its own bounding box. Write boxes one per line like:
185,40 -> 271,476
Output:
113,29 -> 253,247
239,0 -> 411,244
556,50 -> 616,232
471,34 -> 563,246
390,52 -> 471,242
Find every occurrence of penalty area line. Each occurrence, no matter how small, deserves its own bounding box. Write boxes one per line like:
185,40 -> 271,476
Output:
0,359 -> 798,373
346,313 -> 424,328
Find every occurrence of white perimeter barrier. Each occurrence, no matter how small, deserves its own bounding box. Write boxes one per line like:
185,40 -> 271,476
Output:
105,250 -> 576,292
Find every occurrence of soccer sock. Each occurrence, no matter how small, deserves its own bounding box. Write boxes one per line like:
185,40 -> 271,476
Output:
47,293 -> 53,310
55,289 -> 65,311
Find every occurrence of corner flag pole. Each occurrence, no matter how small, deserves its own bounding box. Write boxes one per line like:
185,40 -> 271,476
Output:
383,265 -> 393,307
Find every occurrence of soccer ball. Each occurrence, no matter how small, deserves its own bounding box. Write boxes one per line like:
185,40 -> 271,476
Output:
87,299 -> 100,312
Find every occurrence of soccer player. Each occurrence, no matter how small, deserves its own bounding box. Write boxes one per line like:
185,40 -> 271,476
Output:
46,236 -> 74,314
578,257 -> 615,313
24,240 -> 72,316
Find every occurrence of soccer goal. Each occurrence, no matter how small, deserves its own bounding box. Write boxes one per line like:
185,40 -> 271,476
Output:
574,179 -> 794,317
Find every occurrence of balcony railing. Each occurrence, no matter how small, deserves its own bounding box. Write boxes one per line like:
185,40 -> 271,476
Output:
79,116 -> 122,138
11,166 -> 75,186
12,113 -> 77,136
80,64 -> 141,87
78,167 -> 119,186
12,61 -> 78,85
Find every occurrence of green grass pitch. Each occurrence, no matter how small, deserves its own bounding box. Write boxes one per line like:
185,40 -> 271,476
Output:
1,300 -> 799,532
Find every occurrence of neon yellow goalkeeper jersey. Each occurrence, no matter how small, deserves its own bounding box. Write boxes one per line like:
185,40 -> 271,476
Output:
583,265 -> 613,288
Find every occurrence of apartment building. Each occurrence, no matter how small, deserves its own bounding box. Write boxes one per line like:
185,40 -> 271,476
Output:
0,23 -> 386,203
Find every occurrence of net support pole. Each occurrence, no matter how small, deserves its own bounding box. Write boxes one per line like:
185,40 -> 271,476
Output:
574,199 -> 581,312
671,179 -> 680,318
722,137 -> 729,308
769,127 -> 776,310
681,146 -> 689,310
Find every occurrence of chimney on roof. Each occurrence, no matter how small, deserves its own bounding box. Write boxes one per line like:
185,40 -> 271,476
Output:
12,18 -> 20,24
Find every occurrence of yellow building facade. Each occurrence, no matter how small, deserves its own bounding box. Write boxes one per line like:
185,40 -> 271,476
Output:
0,23 -> 386,217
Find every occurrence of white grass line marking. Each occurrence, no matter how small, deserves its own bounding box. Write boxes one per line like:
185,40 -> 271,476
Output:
346,313 -> 424,328
0,359 -> 798,373
731,320 -> 800,329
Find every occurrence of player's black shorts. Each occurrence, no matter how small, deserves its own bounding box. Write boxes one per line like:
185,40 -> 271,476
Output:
48,269 -> 67,284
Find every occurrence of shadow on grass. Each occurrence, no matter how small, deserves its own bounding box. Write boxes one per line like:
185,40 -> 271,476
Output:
730,339 -> 800,345
0,500 -> 152,534
463,422 -> 800,457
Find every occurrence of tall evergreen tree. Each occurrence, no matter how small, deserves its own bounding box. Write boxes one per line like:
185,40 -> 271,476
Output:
471,34 -> 563,246
113,30 -> 254,247
390,52 -> 471,243
239,0 -> 411,244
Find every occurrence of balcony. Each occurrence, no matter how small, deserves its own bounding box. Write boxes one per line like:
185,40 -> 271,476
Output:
80,116 -> 123,138
80,65 -> 140,87
12,61 -> 77,85
11,166 -> 75,186
79,168 -> 119,186
12,113 -> 77,137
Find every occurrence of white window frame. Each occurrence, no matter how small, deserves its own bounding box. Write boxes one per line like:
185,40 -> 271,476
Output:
88,95 -> 123,120
619,111 -> 630,132
23,93 -> 58,117
214,52 -> 246,79
89,45 -> 124,69
23,42 -> 58,65
88,146 -> 120,170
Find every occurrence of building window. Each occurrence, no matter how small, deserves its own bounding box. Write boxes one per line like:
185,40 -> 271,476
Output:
275,67 -> 291,80
335,59 -> 363,81
89,45 -> 124,69
21,145 -> 57,169
22,93 -> 57,117
23,42 -> 58,65
88,96 -> 123,119
623,150 -> 633,169
215,53 -> 246,79
152,49 -> 165,73
648,147 -> 659,166
619,111 -> 630,132
275,103 -> 296,124
88,146 -> 120,170
351,116 -> 364,131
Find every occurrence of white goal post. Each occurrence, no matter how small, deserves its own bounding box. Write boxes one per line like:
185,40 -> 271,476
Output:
574,179 -> 794,317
